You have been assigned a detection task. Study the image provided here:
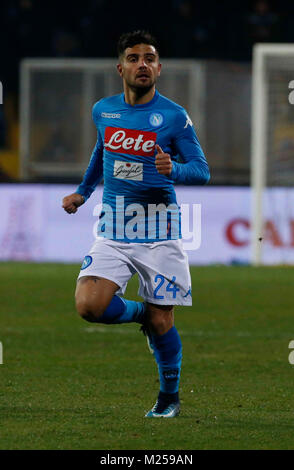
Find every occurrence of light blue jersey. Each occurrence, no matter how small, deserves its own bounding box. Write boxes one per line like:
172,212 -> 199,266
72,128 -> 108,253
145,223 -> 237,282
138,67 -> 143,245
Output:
76,89 -> 210,242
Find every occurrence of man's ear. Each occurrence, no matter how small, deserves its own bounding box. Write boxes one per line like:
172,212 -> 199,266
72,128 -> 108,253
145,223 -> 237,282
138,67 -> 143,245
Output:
117,63 -> 123,77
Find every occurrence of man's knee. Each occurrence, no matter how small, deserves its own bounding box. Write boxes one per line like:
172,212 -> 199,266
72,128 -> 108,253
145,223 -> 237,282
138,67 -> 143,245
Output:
147,304 -> 174,335
75,295 -> 106,322
75,276 -> 117,323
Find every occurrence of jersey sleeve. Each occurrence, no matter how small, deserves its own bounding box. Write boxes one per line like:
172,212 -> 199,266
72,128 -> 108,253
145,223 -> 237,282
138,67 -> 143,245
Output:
75,103 -> 104,202
170,108 -> 210,185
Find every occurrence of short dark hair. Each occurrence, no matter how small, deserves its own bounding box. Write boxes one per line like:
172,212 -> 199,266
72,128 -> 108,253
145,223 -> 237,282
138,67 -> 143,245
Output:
117,30 -> 159,58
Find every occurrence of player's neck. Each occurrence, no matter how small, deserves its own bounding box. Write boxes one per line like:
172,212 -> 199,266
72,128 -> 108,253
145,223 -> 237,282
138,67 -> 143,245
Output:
123,85 -> 156,106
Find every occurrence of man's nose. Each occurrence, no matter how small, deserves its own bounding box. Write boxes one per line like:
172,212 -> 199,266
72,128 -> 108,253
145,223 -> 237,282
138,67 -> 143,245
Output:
138,58 -> 148,68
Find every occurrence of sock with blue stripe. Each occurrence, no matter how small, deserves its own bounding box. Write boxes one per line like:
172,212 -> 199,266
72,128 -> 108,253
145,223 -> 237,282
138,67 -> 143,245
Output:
97,295 -> 145,324
151,326 -> 182,400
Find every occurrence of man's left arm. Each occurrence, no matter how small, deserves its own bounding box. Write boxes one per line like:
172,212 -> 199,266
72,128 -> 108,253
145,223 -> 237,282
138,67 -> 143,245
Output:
155,109 -> 210,185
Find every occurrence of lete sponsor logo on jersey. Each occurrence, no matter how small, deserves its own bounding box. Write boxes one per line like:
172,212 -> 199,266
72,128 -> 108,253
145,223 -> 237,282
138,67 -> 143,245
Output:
113,160 -> 143,181
104,127 -> 157,157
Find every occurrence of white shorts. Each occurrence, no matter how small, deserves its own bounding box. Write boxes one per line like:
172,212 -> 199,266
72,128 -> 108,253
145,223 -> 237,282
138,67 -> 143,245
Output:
78,238 -> 192,306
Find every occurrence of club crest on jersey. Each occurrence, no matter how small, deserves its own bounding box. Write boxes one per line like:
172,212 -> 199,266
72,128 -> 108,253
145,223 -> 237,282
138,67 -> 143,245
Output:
104,126 -> 157,157
149,112 -> 163,127
81,255 -> 92,270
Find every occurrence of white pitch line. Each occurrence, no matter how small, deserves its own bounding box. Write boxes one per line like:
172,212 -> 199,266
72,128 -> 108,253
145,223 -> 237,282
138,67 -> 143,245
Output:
0,326 -> 279,339
84,326 -> 133,335
83,327 -> 254,337
83,327 -> 285,339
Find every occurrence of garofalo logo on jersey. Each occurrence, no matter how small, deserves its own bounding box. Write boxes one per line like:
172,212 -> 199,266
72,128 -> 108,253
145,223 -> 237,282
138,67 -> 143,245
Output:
104,126 -> 157,156
113,161 -> 143,181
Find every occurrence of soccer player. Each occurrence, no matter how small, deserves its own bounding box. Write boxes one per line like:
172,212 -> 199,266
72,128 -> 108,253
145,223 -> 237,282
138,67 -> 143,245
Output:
62,30 -> 210,418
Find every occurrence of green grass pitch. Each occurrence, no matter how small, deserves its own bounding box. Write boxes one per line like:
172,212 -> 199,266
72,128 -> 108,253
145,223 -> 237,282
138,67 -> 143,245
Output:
1,262 -> 294,450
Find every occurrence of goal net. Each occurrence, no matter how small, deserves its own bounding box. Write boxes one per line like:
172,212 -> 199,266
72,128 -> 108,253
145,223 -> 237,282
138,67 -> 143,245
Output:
251,44 -> 294,265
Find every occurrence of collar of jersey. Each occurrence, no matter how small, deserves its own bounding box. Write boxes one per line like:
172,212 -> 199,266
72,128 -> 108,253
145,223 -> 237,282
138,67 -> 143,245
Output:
121,89 -> 160,108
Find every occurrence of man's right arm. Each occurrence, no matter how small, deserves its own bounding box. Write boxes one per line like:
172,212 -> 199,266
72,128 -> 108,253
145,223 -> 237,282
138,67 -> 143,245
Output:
62,131 -> 104,214
75,133 -> 104,201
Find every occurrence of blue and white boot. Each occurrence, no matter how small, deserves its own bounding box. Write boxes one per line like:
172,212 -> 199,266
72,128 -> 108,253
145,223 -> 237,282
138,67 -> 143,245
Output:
145,399 -> 180,418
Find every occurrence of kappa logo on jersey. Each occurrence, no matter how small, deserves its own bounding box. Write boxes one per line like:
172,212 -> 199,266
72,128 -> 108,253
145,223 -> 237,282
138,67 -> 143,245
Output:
113,160 -> 143,181
183,286 -> 192,298
104,127 -> 157,156
149,112 -> 164,127
184,114 -> 193,129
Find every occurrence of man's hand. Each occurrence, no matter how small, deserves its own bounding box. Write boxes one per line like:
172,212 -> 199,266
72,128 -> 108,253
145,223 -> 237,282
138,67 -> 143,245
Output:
62,193 -> 85,214
155,144 -> 173,176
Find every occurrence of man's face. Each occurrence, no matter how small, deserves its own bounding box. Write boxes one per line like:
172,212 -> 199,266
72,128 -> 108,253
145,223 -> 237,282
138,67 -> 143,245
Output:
117,43 -> 161,91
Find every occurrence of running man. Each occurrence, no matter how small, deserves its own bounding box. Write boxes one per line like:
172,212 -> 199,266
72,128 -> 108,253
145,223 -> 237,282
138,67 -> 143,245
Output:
62,30 -> 210,418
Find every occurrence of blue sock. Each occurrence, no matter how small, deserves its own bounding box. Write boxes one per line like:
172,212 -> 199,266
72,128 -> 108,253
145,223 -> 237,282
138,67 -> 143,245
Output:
98,296 -> 145,324
151,326 -> 182,396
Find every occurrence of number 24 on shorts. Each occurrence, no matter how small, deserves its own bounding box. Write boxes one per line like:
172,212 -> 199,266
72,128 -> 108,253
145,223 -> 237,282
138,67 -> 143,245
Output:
153,274 -> 180,299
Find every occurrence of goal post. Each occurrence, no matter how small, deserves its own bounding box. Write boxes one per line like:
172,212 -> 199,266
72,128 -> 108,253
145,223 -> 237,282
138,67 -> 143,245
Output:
251,44 -> 294,265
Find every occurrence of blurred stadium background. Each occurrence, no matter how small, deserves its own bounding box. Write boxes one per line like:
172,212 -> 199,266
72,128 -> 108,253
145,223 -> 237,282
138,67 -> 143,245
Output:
1,0 -> 294,265
1,0 -> 294,451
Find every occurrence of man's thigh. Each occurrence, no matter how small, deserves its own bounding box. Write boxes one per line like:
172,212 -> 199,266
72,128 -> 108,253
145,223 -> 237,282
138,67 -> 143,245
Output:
77,238 -> 136,296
